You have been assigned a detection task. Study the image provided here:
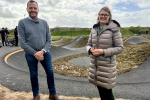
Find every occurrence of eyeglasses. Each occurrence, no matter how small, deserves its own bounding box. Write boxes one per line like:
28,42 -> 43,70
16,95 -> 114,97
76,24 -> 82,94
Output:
99,14 -> 109,17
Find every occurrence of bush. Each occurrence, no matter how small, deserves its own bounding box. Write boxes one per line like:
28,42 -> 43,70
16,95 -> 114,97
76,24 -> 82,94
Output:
128,26 -> 142,34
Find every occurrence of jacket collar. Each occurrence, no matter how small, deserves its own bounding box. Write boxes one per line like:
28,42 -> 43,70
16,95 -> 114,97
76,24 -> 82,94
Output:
93,20 -> 121,32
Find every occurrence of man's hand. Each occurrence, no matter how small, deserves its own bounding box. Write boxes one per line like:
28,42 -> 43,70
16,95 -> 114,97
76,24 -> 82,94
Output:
34,50 -> 45,61
92,49 -> 104,56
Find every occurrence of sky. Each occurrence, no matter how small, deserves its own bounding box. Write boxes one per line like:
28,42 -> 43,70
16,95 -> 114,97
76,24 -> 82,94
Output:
0,0 -> 150,29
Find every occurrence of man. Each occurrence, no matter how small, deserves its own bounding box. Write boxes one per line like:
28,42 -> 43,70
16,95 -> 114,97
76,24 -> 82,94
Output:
18,0 -> 61,100
0,28 -> 7,46
138,30 -> 141,36
14,26 -> 18,46
5,27 -> 10,34
4,27 -> 9,46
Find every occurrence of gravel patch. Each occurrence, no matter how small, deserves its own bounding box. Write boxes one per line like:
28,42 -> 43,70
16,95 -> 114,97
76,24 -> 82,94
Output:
68,57 -> 90,67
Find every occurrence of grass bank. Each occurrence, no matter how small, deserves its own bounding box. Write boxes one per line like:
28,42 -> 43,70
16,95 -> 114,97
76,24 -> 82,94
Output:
51,36 -> 62,41
51,28 -> 134,37
51,30 -> 90,37
52,36 -> 77,46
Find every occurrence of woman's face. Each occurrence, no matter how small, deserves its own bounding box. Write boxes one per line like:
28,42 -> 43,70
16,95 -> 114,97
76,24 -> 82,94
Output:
99,10 -> 110,25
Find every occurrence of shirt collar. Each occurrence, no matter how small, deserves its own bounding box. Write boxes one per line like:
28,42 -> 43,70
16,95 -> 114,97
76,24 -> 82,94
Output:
28,16 -> 39,23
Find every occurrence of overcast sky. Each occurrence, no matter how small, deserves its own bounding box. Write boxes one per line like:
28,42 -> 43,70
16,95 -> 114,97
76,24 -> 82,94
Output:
0,0 -> 150,29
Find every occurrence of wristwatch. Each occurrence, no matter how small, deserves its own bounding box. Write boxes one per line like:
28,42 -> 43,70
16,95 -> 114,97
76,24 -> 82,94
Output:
42,49 -> 46,53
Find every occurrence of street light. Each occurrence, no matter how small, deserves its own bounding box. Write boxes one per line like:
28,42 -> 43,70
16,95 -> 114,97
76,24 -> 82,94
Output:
14,21 -> 16,28
5,20 -> 10,29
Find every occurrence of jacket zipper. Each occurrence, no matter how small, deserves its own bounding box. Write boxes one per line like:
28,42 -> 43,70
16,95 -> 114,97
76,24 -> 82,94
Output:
110,56 -> 112,64
94,31 -> 99,84
94,29 -> 108,85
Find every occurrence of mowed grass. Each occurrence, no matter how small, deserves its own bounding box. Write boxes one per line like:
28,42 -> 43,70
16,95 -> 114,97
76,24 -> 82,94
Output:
51,36 -> 62,41
51,30 -> 90,36
52,35 -> 150,77
0,34 -> 14,40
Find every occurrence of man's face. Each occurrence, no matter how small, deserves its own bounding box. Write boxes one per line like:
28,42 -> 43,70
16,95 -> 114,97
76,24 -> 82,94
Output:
27,2 -> 39,19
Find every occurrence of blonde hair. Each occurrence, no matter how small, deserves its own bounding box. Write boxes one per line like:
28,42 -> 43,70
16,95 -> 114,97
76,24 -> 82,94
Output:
97,6 -> 112,24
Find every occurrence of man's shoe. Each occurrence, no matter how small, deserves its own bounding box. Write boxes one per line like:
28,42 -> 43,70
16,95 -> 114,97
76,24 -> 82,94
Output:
33,94 -> 40,100
49,95 -> 63,100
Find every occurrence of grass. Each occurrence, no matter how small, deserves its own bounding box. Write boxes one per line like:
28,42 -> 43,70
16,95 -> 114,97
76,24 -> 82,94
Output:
8,34 -> 14,39
51,30 -> 91,36
51,36 -> 62,41
52,28 -> 134,48
52,35 -> 150,77
120,28 -> 134,36
143,34 -> 150,40
0,34 -> 14,40
71,34 -> 137,49
52,53 -> 89,77
0,35 -> 62,42
52,37 -> 77,46
116,42 -> 150,74
51,28 -> 133,37
72,36 -> 89,48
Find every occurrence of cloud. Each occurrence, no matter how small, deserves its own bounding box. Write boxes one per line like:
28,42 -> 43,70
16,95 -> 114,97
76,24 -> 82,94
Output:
122,6 -> 127,9
5,0 -> 28,4
0,0 -> 150,29
113,8 -> 150,27
131,0 -> 150,8
137,3 -> 150,8
105,0 -> 121,7
0,7 -> 16,18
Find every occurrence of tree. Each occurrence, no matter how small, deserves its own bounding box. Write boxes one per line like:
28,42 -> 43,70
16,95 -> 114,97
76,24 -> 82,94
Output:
128,26 -> 142,34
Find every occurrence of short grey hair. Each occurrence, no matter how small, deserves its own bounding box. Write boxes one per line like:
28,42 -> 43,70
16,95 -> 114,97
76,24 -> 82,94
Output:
27,0 -> 38,8
97,6 -> 112,24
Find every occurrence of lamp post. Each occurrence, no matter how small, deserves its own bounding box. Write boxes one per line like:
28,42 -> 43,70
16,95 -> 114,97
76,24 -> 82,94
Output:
14,21 -> 16,28
5,20 -> 10,29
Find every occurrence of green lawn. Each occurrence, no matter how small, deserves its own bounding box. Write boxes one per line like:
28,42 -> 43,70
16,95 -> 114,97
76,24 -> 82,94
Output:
51,28 -> 134,37
51,30 -> 91,37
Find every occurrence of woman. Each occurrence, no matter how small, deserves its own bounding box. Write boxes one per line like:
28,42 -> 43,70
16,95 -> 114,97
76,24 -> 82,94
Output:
86,6 -> 123,100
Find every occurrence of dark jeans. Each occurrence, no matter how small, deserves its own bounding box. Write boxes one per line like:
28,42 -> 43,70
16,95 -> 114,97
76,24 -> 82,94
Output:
97,86 -> 115,100
2,36 -> 6,46
15,36 -> 18,46
25,52 -> 56,96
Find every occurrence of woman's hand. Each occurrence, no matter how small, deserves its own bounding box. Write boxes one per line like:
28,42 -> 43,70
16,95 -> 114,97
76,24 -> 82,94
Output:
90,48 -> 95,53
92,49 -> 104,56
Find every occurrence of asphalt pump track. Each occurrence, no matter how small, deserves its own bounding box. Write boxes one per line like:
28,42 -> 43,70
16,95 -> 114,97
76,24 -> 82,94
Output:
0,36 -> 150,99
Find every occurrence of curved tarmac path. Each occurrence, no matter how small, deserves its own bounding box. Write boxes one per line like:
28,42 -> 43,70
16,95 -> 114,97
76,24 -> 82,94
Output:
0,36 -> 150,99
